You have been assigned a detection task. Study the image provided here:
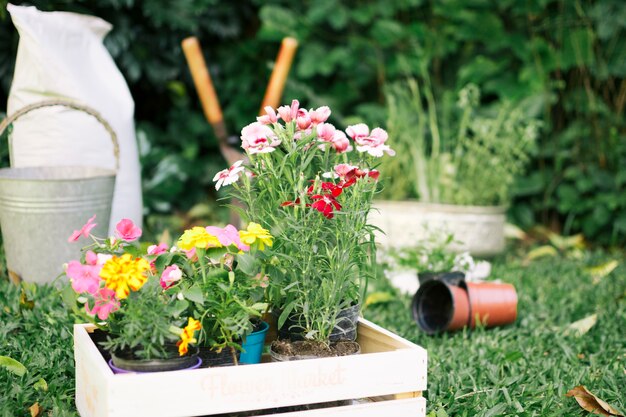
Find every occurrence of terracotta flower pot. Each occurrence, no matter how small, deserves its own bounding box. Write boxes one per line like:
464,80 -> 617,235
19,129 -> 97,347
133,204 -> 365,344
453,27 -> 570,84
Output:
465,282 -> 518,328
411,280 -> 471,334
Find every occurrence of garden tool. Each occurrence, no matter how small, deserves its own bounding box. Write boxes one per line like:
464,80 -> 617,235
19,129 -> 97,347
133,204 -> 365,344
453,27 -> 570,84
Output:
181,36 -> 298,166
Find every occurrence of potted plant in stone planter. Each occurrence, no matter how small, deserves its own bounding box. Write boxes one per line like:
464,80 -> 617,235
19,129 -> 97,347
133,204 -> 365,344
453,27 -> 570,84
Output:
64,217 -> 203,373
215,100 -> 393,359
371,77 -> 540,256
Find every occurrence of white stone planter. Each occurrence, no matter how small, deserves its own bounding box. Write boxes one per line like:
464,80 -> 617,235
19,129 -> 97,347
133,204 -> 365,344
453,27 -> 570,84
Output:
370,201 -> 506,257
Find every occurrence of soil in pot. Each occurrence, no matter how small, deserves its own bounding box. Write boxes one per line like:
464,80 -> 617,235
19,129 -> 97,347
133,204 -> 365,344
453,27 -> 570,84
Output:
110,344 -> 200,373
270,339 -> 360,361
89,328 -> 112,363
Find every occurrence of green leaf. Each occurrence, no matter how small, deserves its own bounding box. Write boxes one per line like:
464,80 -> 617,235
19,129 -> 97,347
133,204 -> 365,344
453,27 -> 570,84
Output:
0,356 -> 27,376
278,301 -> 296,329
182,285 -> 204,305
236,253 -> 259,276
170,299 -> 190,318
154,253 -> 174,272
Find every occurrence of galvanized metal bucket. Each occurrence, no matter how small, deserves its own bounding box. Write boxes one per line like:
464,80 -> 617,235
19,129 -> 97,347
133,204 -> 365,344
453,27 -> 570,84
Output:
0,100 -> 119,284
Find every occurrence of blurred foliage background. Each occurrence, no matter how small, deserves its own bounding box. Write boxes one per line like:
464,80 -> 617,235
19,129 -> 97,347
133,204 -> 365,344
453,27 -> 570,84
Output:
0,0 -> 624,245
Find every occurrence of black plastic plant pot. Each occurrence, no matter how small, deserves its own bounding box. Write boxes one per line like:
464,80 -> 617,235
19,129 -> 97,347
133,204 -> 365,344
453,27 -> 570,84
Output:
110,345 -> 200,373
418,271 -> 466,285
274,303 -> 361,342
411,279 -> 470,335
329,303 -> 360,342
198,345 -> 241,368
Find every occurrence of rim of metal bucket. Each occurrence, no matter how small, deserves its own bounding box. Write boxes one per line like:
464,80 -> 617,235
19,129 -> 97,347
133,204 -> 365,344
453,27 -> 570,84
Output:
0,99 -> 120,172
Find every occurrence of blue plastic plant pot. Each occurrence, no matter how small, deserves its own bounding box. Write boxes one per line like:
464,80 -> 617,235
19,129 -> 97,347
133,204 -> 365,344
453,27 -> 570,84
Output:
239,321 -> 270,364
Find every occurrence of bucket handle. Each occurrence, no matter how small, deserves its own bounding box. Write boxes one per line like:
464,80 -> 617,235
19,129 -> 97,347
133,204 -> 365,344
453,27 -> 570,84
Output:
0,99 -> 120,171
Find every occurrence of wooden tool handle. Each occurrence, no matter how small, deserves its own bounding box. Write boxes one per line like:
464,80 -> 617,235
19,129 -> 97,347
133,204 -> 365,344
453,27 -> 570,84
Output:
259,37 -> 299,115
182,37 -> 224,126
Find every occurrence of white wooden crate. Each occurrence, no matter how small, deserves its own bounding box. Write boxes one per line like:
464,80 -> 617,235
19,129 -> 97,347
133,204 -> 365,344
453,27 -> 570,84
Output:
74,318 -> 427,417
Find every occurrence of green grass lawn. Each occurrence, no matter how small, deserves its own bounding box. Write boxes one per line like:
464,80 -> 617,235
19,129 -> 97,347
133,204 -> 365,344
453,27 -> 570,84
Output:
1,248 -> 624,416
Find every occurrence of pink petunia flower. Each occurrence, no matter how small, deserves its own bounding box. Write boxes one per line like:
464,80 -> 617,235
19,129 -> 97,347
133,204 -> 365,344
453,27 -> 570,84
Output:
85,250 -> 98,266
309,106 -> 331,125
115,219 -> 142,242
68,215 -> 97,242
205,224 -> 250,251
66,260 -> 102,295
346,124 -> 395,157
311,194 -> 342,219
213,160 -> 245,191
85,288 -> 120,320
257,106 -> 279,124
97,253 -> 113,265
160,265 -> 183,289
147,243 -> 169,256
240,122 -> 281,154
184,247 -> 198,261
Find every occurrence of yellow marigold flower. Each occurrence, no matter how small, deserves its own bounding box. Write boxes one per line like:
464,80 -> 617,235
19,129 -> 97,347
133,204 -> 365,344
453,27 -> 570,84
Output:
100,254 -> 150,300
239,222 -> 273,250
177,317 -> 202,356
178,226 -> 222,251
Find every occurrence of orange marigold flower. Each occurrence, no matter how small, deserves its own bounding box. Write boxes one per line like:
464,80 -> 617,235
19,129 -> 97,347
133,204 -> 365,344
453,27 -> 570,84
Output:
177,317 -> 202,356
99,253 -> 150,299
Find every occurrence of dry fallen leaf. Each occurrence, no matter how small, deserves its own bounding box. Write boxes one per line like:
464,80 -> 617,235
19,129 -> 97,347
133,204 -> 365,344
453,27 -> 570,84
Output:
564,314 -> 598,336
585,260 -> 620,284
566,385 -> 624,416
524,245 -> 558,264
29,402 -> 42,417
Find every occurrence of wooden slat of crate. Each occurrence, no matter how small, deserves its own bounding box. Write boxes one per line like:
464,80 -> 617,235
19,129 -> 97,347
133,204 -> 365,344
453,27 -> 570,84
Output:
276,397 -> 426,416
75,318 -> 427,417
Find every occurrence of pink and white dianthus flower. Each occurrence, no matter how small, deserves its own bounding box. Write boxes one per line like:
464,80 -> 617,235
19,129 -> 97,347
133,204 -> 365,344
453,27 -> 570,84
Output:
213,160 -> 245,191
316,122 -> 336,142
296,108 -> 312,130
205,224 -> 250,251
256,106 -> 279,124
309,106 -> 331,125
68,215 -> 97,242
346,124 -> 395,157
115,218 -> 142,242
331,130 -> 352,153
160,265 -> 183,289
66,260 -> 102,295
240,122 -> 281,154
277,99 -> 300,123
316,124 -> 352,153
86,287 -> 119,320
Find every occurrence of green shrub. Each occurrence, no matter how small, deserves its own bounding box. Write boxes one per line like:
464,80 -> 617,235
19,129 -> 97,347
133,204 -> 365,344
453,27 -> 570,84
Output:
0,0 -> 623,244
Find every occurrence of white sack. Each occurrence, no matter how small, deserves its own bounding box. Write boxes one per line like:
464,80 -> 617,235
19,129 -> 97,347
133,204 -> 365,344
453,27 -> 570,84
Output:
7,4 -> 142,233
